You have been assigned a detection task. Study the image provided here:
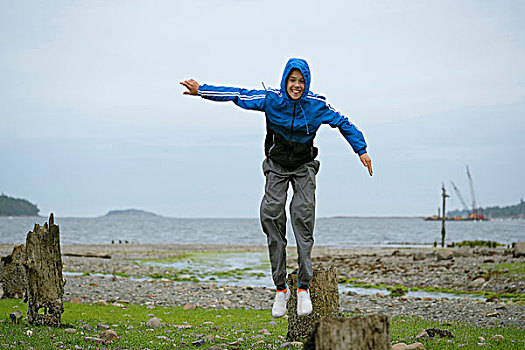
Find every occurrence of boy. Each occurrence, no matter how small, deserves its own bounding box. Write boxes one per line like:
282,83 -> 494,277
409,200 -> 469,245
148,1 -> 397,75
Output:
180,58 -> 372,317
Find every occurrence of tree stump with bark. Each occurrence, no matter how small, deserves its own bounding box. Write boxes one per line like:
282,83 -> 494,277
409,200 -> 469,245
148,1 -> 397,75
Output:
286,268 -> 340,341
23,214 -> 65,326
304,314 -> 391,350
0,244 -> 27,299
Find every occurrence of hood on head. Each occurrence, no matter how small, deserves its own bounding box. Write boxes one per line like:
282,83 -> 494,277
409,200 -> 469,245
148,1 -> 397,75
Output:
280,58 -> 311,100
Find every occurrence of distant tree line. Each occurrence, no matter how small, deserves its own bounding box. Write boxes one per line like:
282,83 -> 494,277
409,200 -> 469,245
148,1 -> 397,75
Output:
448,199 -> 525,219
0,193 -> 40,216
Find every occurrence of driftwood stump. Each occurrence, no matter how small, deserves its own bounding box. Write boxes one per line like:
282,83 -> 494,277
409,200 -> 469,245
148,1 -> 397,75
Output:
304,314 -> 391,350
23,214 -> 65,326
286,268 -> 340,341
0,244 -> 27,299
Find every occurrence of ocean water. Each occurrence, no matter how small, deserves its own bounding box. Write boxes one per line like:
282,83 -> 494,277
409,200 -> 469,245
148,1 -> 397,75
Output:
1,216 -> 524,246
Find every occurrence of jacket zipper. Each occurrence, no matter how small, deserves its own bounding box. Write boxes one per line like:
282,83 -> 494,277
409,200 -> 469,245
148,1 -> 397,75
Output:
290,104 -> 296,140
288,104 -> 296,161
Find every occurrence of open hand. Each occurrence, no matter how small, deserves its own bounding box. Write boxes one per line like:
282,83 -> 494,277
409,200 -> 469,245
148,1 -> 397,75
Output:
360,153 -> 373,176
180,79 -> 200,96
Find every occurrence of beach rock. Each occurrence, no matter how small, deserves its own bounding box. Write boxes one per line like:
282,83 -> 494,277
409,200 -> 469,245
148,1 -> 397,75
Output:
415,330 -> 428,340
92,300 -> 107,306
183,304 -> 197,310
413,252 -> 426,261
452,249 -> 473,258
9,311 -> 23,323
513,242 -> 525,258
85,337 -> 105,345
468,278 -> 486,289
435,251 -> 453,261
425,328 -> 454,338
491,334 -> 504,341
70,297 -> 82,304
191,340 -> 205,346
64,328 -> 76,333
146,317 -> 162,328
97,323 -> 110,330
100,330 -> 118,342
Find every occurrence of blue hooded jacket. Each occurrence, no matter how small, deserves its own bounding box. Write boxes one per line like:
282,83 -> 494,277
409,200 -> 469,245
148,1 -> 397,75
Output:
198,58 -> 367,169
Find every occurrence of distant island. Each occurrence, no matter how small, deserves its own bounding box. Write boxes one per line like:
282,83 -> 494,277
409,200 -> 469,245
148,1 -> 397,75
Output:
0,193 -> 40,216
447,199 -> 525,219
104,209 -> 161,217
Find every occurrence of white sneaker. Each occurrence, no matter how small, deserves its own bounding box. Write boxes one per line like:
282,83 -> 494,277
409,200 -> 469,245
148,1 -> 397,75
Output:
297,289 -> 312,316
272,289 -> 289,318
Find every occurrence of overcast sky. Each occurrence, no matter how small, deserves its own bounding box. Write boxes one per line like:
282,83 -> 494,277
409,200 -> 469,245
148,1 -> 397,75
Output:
1,0 -> 524,218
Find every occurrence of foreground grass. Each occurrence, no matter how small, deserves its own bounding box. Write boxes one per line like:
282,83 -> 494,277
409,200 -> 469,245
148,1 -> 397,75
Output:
390,317 -> 524,349
0,299 -> 523,349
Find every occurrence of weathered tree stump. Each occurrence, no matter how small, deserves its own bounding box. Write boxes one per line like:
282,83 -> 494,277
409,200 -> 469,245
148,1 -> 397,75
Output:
286,268 -> 340,341
0,244 -> 27,299
23,214 -> 65,326
304,314 -> 391,350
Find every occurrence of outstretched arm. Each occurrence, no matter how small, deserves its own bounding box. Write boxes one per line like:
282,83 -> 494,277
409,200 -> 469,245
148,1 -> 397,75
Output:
180,79 -> 266,111
318,99 -> 373,176
180,79 -> 199,95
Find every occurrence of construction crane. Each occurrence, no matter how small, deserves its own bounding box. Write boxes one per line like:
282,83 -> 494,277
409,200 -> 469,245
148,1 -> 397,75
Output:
466,166 -> 487,220
450,181 -> 470,212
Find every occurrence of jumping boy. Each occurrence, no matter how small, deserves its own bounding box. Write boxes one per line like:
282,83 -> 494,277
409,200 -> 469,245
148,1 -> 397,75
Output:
180,58 -> 372,317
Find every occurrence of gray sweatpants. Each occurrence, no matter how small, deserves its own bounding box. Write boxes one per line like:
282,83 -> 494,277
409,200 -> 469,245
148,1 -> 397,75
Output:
260,158 -> 320,288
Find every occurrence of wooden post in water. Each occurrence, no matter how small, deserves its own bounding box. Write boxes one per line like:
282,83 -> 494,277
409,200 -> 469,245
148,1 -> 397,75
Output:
286,268 -> 340,341
0,244 -> 27,299
304,314 -> 391,350
23,214 -> 65,326
441,184 -> 449,248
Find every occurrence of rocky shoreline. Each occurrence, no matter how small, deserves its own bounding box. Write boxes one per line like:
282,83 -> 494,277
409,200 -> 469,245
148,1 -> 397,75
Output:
1,243 -> 523,329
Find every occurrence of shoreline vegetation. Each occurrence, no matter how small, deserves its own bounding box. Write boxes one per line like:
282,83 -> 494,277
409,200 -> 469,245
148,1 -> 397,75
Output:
0,243 -> 524,348
0,194 -> 39,217
447,199 -> 525,219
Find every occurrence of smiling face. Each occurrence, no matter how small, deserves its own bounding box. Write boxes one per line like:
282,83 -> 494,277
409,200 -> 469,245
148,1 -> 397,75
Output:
286,69 -> 305,100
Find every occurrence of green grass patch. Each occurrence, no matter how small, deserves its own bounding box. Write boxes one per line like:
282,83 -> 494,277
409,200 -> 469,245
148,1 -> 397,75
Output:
482,262 -> 525,280
390,316 -> 524,349
135,252 -> 195,264
0,299 -> 288,349
1,300 -> 523,349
